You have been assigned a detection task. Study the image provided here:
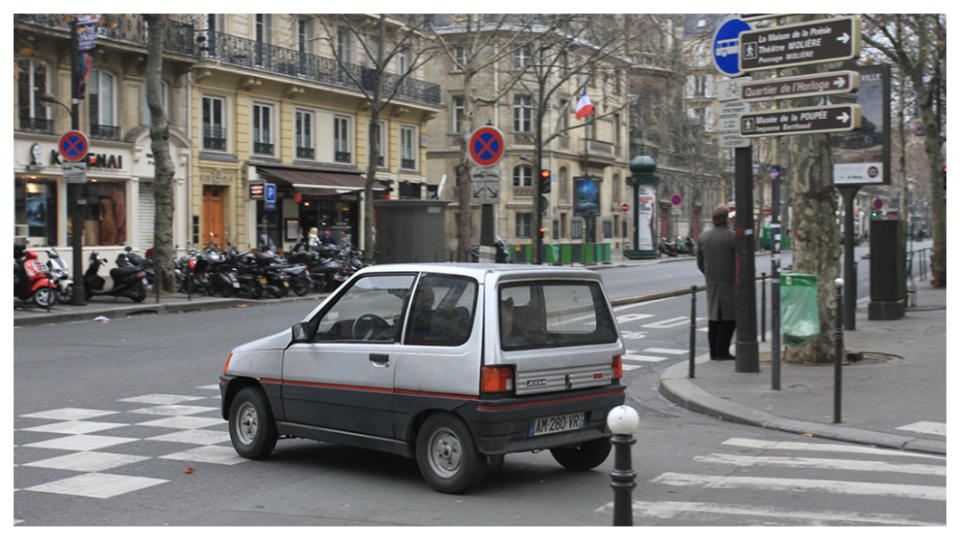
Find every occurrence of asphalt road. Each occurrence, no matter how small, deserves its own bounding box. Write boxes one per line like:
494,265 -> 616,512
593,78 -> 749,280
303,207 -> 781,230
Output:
13,243 -> 943,526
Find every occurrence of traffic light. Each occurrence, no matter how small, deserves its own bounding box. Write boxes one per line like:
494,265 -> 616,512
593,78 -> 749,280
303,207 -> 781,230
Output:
539,169 -> 551,194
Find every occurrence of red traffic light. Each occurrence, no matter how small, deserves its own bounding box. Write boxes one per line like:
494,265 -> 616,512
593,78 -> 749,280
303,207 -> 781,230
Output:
540,169 -> 551,178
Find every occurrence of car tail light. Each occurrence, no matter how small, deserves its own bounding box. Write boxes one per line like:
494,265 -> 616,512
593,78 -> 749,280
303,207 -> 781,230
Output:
612,355 -> 623,379
223,353 -> 232,375
481,365 -> 514,393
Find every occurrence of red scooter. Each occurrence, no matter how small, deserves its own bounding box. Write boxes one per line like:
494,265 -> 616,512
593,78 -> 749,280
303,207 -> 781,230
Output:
14,243 -> 56,310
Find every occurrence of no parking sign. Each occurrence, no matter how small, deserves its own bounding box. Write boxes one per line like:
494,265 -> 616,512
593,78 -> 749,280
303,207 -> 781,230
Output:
468,126 -> 505,166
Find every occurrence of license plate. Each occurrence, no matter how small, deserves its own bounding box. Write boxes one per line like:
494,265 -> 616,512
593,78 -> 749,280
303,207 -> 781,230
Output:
259,277 -> 268,285
529,412 -> 584,437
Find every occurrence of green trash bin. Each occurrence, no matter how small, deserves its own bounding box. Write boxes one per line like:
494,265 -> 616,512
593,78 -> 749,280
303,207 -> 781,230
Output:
781,273 -> 820,347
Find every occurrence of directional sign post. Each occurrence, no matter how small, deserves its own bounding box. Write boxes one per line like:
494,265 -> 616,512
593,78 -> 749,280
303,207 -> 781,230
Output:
739,71 -> 860,102
470,166 -> 501,204
740,104 -> 861,137
739,16 -> 861,72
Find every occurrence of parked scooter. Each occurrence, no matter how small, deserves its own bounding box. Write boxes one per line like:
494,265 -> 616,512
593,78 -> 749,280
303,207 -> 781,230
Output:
495,236 -> 512,263
45,248 -> 74,304
658,236 -> 678,257
14,243 -> 56,309
84,252 -> 148,302
676,235 -> 695,256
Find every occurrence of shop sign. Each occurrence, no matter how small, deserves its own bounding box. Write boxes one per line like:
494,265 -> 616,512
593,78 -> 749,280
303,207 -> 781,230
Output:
249,183 -> 264,200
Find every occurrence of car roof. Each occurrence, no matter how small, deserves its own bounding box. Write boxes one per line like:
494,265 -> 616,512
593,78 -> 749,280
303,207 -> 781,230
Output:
354,263 -> 602,282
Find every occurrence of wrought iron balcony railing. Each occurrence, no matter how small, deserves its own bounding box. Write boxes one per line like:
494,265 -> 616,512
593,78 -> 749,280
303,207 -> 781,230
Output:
296,147 -> 315,160
203,126 -> 226,150
254,142 -> 274,155
19,116 -> 54,134
90,123 -> 119,140
15,14 -> 196,57
335,151 -> 352,163
401,158 -> 416,170
201,31 -> 441,107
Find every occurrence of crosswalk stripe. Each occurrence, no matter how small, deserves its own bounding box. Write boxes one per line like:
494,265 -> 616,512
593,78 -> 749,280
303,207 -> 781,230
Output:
643,347 -> 687,355
621,364 -> 643,372
593,500 -> 941,526
616,313 -> 654,323
622,354 -> 666,363
652,472 -> 945,500
896,421 -> 946,436
642,316 -> 693,329
612,298 -> 666,311
722,437 -> 946,460
693,453 -> 946,476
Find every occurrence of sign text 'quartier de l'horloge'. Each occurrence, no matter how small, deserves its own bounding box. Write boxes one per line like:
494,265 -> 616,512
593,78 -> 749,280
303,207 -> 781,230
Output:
739,70 -> 860,102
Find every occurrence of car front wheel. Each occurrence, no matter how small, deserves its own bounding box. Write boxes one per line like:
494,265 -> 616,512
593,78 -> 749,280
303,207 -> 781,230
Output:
228,386 -> 278,459
549,437 -> 611,471
416,413 -> 485,493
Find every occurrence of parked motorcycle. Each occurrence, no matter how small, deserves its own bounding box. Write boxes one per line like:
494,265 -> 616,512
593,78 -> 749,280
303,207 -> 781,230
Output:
84,252 -> 148,302
495,237 -> 512,263
658,236 -> 678,257
45,248 -> 74,304
676,235 -> 695,256
14,243 -> 56,309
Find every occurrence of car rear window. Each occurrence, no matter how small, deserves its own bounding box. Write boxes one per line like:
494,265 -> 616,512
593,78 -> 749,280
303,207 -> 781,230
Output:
499,281 -> 617,350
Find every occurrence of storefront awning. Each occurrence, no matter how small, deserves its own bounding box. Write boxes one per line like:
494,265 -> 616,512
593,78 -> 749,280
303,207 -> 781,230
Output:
256,166 -> 385,194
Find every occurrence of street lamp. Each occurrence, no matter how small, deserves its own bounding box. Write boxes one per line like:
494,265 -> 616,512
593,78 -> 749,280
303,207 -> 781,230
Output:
607,405 -> 639,526
39,92 -> 71,115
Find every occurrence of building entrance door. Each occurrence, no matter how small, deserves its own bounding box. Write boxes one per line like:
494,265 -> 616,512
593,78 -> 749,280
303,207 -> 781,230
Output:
203,186 -> 225,246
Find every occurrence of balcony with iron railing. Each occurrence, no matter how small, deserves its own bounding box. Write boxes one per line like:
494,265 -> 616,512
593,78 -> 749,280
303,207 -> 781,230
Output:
254,142 -> 274,155
199,31 -> 441,107
15,14 -> 196,57
203,125 -> 227,151
19,115 -> 54,134
90,124 -> 120,140
296,147 -> 315,160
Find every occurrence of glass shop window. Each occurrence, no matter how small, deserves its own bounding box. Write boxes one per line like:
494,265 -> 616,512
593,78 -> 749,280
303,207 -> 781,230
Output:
83,181 -> 127,246
14,178 -> 58,246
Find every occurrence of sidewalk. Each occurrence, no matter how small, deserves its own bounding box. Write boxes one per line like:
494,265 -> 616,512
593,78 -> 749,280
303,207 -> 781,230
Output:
657,282 -> 946,455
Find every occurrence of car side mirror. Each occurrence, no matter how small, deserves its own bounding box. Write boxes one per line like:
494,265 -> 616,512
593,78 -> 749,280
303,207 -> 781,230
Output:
291,322 -> 311,343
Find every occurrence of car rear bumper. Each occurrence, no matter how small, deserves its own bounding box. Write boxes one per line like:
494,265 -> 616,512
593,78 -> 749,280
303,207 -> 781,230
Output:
460,385 -> 625,455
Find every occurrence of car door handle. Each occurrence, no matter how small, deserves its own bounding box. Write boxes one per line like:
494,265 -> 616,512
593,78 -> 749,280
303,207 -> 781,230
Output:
369,353 -> 389,367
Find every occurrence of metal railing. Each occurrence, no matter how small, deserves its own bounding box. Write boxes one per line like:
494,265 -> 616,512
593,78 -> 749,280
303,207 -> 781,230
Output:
19,116 -> 54,134
15,14 -> 195,56
201,31 -> 441,106
90,123 -> 119,140
296,147 -> 315,160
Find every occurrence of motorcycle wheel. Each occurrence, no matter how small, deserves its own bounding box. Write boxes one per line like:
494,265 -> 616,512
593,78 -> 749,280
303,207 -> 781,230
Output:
33,287 -> 56,309
292,276 -> 310,296
57,284 -> 74,305
272,286 -> 286,298
246,282 -> 263,300
130,284 -> 146,303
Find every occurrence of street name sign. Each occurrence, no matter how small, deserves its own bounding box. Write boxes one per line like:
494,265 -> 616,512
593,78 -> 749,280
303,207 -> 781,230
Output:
470,166 -> 500,204
719,100 -> 752,148
739,16 -> 861,72
62,161 -> 87,184
739,104 -> 861,137
740,70 -> 860,102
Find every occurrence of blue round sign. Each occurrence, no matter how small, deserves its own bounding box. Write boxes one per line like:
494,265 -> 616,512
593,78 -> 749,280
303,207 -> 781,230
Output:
712,18 -> 752,76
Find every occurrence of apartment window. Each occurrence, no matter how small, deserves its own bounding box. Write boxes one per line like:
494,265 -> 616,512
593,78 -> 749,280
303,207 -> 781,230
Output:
17,59 -> 51,133
571,219 -> 584,239
398,47 -> 412,74
297,17 -> 312,53
513,95 -> 532,133
295,109 -> 314,159
613,113 -> 621,149
513,165 -> 532,187
401,125 -> 416,170
514,45 -> 532,69
452,96 -> 465,134
252,103 -> 274,155
585,117 -> 595,139
603,220 -> 613,239
89,70 -> 118,139
334,116 -> 351,163
452,45 -> 466,71
202,95 -> 226,150
254,14 -> 272,65
560,212 -> 568,238
515,213 -> 532,237
337,26 -> 353,64
142,80 -> 169,125
376,120 -> 387,167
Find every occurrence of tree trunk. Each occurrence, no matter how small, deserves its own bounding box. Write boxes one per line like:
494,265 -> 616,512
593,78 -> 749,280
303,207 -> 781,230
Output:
455,74 -> 475,262
916,73 -> 945,287
145,15 -> 175,293
783,129 -> 840,364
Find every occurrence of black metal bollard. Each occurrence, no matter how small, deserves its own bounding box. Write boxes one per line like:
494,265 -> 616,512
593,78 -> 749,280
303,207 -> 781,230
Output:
689,285 -> 697,379
607,405 -> 639,526
761,272 -> 767,342
834,278 -> 844,424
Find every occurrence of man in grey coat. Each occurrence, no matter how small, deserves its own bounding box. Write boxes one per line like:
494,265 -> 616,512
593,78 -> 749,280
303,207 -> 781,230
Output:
697,205 -> 737,360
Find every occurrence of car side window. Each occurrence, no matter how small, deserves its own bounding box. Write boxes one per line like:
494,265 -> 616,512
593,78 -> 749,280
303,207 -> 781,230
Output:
313,274 -> 415,342
404,274 -> 477,346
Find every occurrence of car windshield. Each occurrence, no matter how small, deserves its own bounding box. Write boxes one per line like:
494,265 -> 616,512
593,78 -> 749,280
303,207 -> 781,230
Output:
499,280 -> 617,350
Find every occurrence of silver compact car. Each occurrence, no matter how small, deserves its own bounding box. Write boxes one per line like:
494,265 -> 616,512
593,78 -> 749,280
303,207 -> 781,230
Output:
220,263 -> 625,493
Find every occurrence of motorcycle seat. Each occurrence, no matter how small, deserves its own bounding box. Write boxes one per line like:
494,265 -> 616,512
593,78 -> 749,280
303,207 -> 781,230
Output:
110,266 -> 141,279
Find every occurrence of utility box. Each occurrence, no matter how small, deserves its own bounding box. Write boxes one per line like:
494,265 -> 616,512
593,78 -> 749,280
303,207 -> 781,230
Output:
869,219 -> 906,320
373,200 -> 450,264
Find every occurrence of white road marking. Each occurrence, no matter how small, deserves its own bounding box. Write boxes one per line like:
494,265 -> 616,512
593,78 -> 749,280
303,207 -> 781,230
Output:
24,434 -> 139,452
25,472 -> 168,499
21,408 -> 115,421
616,313 -> 654,324
622,354 -> 667,363
643,316 -> 701,329
693,453 -> 946,476
643,347 -> 687,355
721,437 -> 946,460
21,420 -> 129,435
160,445 -> 247,466
23,451 -> 150,473
147,429 -> 231,446
896,421 -> 946,437
118,394 -> 206,405
136,416 -> 223,430
128,404 -> 219,416
613,298 -> 667,311
195,384 -> 220,391
593,500 -> 942,526
652,472 -> 945,500
621,364 -> 643,372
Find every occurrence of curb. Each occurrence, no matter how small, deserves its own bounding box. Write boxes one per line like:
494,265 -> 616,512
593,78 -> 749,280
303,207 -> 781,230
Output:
658,361 -> 946,455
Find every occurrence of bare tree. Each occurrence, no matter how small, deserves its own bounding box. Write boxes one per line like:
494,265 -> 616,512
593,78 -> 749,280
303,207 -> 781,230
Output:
145,14 -> 175,292
315,14 -> 436,263
862,14 -> 946,287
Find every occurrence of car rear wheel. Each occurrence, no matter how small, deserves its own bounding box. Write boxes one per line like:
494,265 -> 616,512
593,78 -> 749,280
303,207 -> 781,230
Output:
549,437 -> 611,471
229,386 -> 278,459
416,413 -> 484,493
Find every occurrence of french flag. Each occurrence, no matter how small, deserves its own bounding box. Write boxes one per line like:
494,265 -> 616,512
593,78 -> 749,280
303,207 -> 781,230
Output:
575,87 -> 595,120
